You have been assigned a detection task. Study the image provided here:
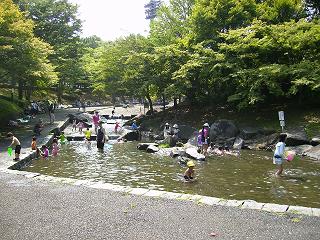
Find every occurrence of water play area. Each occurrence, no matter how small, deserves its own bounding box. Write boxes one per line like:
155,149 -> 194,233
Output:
23,140 -> 320,208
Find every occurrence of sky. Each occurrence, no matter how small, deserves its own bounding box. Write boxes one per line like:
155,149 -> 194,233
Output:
69,0 -> 156,41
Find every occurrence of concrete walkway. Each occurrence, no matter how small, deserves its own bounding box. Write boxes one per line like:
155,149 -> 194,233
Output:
1,106 -> 320,239
1,171 -> 320,240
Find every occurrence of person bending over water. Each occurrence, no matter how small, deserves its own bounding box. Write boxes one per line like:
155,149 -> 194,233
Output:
7,132 -> 21,161
273,133 -> 287,176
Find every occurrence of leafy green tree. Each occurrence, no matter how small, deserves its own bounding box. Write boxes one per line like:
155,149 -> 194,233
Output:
150,0 -> 195,45
0,0 -> 57,99
15,0 -> 83,102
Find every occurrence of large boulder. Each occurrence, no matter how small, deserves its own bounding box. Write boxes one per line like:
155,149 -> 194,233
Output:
311,137 -> 320,146
178,125 -> 197,142
185,147 -> 205,161
286,145 -> 313,156
124,131 -> 140,141
243,133 -> 278,150
210,120 -> 239,141
170,148 -> 186,158
239,127 -> 260,140
304,145 -> 320,160
285,129 -> 309,146
137,143 -> 159,150
146,145 -> 159,153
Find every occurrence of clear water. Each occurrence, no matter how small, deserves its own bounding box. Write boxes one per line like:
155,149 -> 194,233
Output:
23,141 -> 320,208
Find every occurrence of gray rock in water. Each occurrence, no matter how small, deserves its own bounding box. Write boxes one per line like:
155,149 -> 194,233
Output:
210,120 -> 239,141
185,147 -> 205,161
146,145 -> 159,153
170,148 -> 186,158
286,145 -> 313,156
240,127 -> 260,140
178,125 -> 197,142
285,129 -> 309,146
311,137 -> 320,146
243,133 -> 278,150
124,131 -> 140,141
304,145 -> 320,160
137,143 -> 158,150
233,137 -> 244,150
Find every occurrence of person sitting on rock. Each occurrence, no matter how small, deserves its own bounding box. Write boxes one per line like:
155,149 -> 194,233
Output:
33,119 -> 44,136
131,120 -> 139,130
163,123 -> 171,139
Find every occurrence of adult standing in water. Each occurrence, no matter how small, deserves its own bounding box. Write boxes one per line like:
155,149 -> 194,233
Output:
96,121 -> 108,151
92,111 -> 100,134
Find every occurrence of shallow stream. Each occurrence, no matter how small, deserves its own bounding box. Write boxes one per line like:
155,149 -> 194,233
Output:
23,141 -> 320,208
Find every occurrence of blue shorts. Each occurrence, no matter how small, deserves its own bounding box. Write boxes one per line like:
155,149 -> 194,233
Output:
273,157 -> 283,165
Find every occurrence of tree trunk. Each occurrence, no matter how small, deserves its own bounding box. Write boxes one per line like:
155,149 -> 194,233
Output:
146,93 -> 153,113
174,97 -> 177,108
18,79 -> 23,100
162,93 -> 166,112
57,81 -> 63,103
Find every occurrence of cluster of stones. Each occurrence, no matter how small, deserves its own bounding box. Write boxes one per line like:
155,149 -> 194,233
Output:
1,167 -> 319,218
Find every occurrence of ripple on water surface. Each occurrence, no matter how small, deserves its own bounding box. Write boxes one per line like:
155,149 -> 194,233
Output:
23,141 -> 320,208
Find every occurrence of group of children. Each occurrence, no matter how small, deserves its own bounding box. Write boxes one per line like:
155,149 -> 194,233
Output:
31,136 -> 59,158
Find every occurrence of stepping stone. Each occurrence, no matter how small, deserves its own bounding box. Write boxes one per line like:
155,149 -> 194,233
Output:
242,200 -> 265,210
287,206 -> 313,216
262,203 -> 288,213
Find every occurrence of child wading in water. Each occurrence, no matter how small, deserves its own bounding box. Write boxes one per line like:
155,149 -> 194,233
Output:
40,145 -> 49,158
7,132 -> 21,161
273,133 -> 287,176
184,160 -> 195,181
31,137 -> 37,150
52,138 -> 59,156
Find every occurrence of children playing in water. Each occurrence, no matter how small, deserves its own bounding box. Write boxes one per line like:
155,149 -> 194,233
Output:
52,138 -> 59,156
72,119 -> 77,131
115,122 -> 120,133
92,111 -> 100,134
40,145 -> 49,158
31,136 -> 37,150
200,123 -> 210,156
7,132 -> 21,161
59,132 -> 66,144
273,133 -> 287,176
184,160 -> 195,181
76,121 -> 84,133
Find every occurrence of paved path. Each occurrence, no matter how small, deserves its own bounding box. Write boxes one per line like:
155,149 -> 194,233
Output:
0,106 -> 319,239
1,171 -> 319,240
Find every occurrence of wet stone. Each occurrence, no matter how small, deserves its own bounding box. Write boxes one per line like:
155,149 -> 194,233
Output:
161,192 -> 183,200
262,203 -> 289,213
129,188 -> 150,195
198,196 -> 221,206
220,200 -> 244,207
312,208 -> 320,217
24,173 -> 40,178
287,206 -> 313,216
112,185 -> 131,192
73,180 -> 93,186
177,193 -> 194,201
144,190 -> 166,197
242,200 -> 265,210
90,182 -> 116,190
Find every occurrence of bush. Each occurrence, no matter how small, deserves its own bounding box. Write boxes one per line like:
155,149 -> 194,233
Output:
0,99 -> 23,125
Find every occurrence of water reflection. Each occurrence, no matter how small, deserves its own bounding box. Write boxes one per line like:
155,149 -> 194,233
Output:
24,141 -> 320,208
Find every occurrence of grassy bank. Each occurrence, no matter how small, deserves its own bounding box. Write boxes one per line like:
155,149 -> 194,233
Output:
0,98 -> 22,126
140,103 -> 320,138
